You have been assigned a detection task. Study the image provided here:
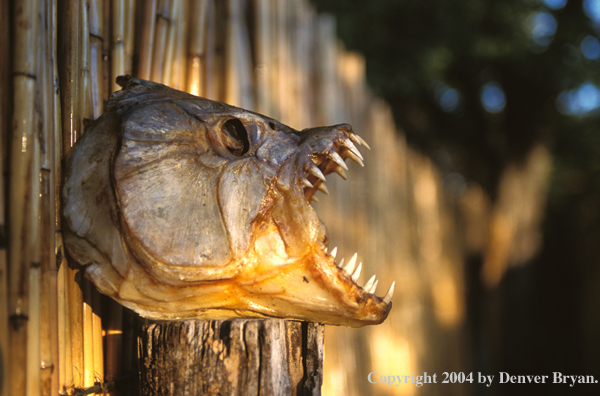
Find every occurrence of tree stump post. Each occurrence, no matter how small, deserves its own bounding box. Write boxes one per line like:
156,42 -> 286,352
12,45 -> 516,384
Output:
138,319 -> 324,396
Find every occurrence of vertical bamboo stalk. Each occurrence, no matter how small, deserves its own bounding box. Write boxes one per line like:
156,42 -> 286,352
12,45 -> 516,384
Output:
212,0 -> 226,101
81,0 -> 94,127
150,0 -> 172,83
169,0 -> 189,91
39,2 -> 57,388
39,0 -> 58,390
111,0 -> 126,93
82,280 -> 95,388
9,0 -> 39,394
68,264 -> 84,390
57,234 -> 73,395
203,0 -> 216,98
49,1 -> 63,394
103,297 -> 123,396
161,0 -> 180,87
89,0 -> 105,118
124,0 -> 136,76
91,289 -> 103,385
253,0 -> 272,115
187,0 -> 208,96
138,0 -> 158,79
0,0 -> 11,394
58,0 -> 82,154
224,0 -> 254,109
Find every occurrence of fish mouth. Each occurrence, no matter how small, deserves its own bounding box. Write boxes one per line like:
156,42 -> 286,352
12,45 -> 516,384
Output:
247,124 -> 394,327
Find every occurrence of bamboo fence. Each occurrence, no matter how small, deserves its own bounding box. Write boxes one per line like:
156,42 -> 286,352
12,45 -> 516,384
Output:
1,0 -> 550,395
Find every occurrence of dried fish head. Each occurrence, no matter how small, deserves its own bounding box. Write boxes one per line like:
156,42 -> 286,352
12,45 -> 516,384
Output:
62,76 -> 393,327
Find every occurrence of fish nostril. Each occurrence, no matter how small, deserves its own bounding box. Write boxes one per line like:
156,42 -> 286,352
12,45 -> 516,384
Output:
268,122 -> 276,130
223,118 -> 250,156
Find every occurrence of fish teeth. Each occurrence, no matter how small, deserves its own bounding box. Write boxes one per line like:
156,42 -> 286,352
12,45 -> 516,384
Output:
383,281 -> 395,304
330,246 -> 338,259
345,150 -> 364,167
317,183 -> 329,195
330,151 -> 348,170
308,163 -> 326,181
363,275 -> 376,293
301,178 -> 313,188
351,262 -> 362,282
342,139 -> 364,161
309,195 -> 319,203
333,165 -> 347,180
337,258 -> 344,268
366,279 -> 378,295
349,133 -> 371,150
343,253 -> 358,274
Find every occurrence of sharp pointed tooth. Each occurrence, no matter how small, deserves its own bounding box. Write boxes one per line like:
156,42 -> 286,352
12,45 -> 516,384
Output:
309,163 -> 326,181
345,150 -> 364,167
301,178 -> 313,188
343,253 -> 358,274
366,279 -> 378,294
337,258 -> 344,268
343,139 -> 364,160
317,183 -> 329,195
330,151 -> 348,170
363,275 -> 376,292
324,247 -> 328,253
330,246 -> 338,259
310,195 -> 319,203
355,134 -> 370,150
383,281 -> 395,304
333,165 -> 347,180
351,262 -> 362,282
349,133 -> 361,146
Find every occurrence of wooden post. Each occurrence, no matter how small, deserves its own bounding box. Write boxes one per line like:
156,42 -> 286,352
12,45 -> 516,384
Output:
138,319 -> 324,396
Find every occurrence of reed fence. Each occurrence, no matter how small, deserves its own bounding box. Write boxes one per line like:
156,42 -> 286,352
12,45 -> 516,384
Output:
1,1 -> 550,395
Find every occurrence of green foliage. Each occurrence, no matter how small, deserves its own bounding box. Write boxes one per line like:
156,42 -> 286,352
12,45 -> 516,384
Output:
311,0 -> 600,197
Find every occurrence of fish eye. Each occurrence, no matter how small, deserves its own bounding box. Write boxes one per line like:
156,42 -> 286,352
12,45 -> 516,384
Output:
222,118 -> 250,156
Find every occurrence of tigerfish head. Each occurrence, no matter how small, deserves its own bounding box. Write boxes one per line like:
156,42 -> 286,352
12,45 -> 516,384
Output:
62,76 -> 393,327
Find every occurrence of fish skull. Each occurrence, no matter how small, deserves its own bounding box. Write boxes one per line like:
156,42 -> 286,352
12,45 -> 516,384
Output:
62,76 -> 393,327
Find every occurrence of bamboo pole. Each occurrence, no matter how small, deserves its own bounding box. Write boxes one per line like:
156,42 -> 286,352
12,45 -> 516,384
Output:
224,0 -> 254,109
38,2 -> 59,394
57,233 -> 74,394
89,0 -> 105,118
9,0 -> 40,394
82,280 -> 95,388
253,0 -> 271,115
168,0 -> 189,90
187,0 -> 209,96
138,0 -> 158,79
91,288 -> 104,385
0,0 -> 11,393
81,0 -> 94,126
111,0 -> 126,93
103,297 -> 123,396
68,264 -> 84,390
50,1 -> 63,393
161,0 -> 180,87
150,0 -> 171,83
212,0 -> 226,101
203,0 -> 216,98
124,0 -> 136,76
58,0 -> 82,153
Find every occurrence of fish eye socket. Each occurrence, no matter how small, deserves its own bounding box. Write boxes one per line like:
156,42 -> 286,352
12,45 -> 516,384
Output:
222,118 -> 250,156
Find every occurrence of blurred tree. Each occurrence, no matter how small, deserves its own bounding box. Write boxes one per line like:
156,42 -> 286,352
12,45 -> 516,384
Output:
311,0 -> 600,197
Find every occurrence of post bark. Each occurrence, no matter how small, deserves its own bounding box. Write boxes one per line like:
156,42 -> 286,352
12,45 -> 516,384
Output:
138,319 -> 324,396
